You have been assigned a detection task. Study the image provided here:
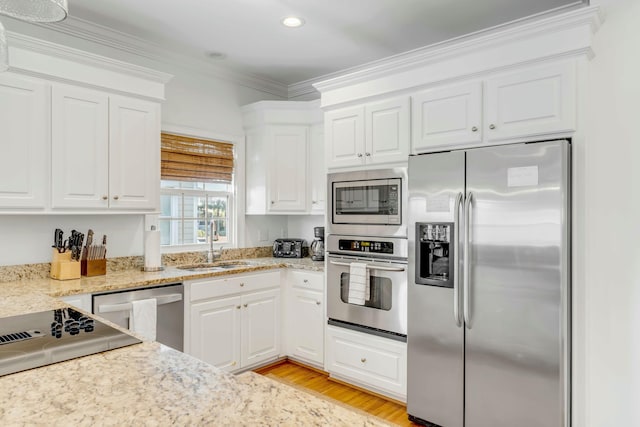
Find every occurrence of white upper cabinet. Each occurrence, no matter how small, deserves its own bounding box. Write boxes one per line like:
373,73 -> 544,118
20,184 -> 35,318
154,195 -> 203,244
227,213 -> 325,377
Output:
326,96 -> 410,170
243,100 -> 322,215
325,106 -> 365,169
51,86 -> 160,211
52,85 -> 109,209
411,61 -> 577,154
267,125 -> 308,213
365,97 -> 410,164
484,61 -> 576,142
309,124 -> 325,214
412,82 -> 482,151
0,73 -> 49,209
109,96 -> 160,210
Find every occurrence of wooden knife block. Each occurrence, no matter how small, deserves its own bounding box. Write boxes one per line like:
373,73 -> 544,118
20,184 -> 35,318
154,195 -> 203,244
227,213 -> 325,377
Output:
81,259 -> 107,277
50,250 -> 81,280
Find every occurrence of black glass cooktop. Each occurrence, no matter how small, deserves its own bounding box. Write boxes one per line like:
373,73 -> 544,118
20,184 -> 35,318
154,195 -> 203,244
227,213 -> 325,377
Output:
0,307 -> 141,377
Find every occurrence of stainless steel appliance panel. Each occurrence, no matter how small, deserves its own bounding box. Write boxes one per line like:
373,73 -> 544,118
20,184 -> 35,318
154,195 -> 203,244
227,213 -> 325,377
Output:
407,150 -> 465,427
327,254 -> 408,336
464,141 -> 570,427
93,283 -> 184,352
327,167 -> 408,237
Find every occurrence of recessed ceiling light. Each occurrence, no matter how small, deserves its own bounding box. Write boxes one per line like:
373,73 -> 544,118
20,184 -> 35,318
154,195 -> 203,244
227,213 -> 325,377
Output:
281,16 -> 305,28
206,51 -> 227,60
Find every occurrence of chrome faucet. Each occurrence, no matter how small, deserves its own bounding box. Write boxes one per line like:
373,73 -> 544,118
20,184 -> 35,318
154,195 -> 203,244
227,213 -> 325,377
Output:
207,220 -> 222,263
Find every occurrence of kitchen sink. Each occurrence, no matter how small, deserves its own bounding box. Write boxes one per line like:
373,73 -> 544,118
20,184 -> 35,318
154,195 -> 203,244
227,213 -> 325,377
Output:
176,261 -> 251,271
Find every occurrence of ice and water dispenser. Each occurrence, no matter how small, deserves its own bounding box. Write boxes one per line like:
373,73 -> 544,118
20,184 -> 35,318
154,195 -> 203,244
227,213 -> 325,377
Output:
415,223 -> 454,288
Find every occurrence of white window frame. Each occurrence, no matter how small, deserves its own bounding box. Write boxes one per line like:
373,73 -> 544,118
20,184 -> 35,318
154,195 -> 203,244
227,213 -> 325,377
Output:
160,125 -> 245,253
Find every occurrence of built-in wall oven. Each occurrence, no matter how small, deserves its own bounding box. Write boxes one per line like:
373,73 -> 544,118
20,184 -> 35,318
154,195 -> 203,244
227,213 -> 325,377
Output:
326,234 -> 408,340
328,167 -> 407,238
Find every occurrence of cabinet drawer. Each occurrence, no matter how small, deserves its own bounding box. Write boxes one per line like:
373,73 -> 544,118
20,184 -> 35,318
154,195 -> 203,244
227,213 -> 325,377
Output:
189,271 -> 281,302
326,326 -> 406,399
288,270 -> 323,292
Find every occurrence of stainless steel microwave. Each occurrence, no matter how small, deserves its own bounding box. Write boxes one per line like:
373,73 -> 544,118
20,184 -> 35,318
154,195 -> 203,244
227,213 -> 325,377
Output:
327,168 -> 407,237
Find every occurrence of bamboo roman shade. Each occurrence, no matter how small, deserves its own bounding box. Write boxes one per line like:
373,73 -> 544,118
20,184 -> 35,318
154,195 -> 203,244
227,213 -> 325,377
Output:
161,133 -> 234,183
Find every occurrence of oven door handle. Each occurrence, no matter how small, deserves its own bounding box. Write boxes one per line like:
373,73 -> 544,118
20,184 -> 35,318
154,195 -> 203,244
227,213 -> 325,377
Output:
328,260 -> 406,272
96,293 -> 183,314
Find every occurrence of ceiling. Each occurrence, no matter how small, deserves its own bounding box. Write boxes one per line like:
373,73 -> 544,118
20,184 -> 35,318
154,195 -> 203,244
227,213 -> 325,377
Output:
66,0 -> 587,87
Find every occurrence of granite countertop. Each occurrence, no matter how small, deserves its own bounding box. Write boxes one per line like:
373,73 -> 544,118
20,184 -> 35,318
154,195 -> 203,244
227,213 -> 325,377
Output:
0,257 -> 391,426
0,257 -> 324,300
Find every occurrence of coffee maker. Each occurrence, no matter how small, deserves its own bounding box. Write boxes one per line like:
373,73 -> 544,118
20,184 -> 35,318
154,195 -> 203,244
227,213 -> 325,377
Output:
310,226 -> 325,261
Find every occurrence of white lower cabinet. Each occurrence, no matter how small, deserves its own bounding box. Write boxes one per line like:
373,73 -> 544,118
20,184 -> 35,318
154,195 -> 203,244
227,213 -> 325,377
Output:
186,271 -> 281,372
285,270 -> 324,367
326,325 -> 407,402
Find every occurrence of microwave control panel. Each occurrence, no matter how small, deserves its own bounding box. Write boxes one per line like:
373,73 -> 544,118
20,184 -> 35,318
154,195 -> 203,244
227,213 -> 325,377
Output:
338,239 -> 394,254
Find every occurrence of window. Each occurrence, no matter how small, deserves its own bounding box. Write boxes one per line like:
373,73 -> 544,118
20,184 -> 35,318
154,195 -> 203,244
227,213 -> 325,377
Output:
159,133 -> 235,248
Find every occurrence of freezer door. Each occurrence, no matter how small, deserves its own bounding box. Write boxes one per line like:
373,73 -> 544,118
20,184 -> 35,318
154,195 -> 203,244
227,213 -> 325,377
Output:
464,141 -> 570,427
407,151 -> 465,427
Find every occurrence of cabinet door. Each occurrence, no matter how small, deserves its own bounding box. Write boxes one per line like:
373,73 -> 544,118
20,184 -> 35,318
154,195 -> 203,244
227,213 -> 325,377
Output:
51,85 -> 109,209
484,61 -> 576,142
190,295 -> 242,372
241,289 -> 280,368
109,96 -> 160,210
325,106 -> 365,169
0,74 -> 49,209
267,125 -> 308,212
411,82 -> 482,153
289,288 -> 324,365
309,124 -> 325,214
365,97 -> 410,165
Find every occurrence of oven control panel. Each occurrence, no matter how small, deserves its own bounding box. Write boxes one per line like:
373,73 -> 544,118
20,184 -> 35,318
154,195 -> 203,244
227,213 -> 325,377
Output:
338,239 -> 394,254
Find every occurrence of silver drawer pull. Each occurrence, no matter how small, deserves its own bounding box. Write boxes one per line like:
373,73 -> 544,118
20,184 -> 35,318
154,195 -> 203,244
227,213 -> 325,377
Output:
316,301 -> 321,305
360,358 -> 366,363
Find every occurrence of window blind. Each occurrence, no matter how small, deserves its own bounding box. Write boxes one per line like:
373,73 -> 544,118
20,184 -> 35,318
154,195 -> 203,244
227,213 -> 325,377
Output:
161,133 -> 234,183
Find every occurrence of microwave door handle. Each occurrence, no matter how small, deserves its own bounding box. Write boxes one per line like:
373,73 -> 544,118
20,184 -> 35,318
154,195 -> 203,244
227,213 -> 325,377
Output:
328,260 -> 406,272
97,293 -> 183,314
453,192 -> 464,327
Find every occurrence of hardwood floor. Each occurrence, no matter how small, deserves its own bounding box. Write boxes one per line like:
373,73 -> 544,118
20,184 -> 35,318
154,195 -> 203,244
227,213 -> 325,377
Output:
254,360 -> 418,426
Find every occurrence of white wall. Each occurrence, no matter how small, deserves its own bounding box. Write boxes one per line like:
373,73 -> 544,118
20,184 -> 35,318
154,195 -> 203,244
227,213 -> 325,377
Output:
287,215 -> 325,244
244,215 -> 288,248
0,20 -> 285,265
584,1 -> 640,425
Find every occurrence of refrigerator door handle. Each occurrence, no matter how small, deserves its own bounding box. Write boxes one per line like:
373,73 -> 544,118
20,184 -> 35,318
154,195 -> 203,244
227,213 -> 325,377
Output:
463,191 -> 473,328
453,192 -> 464,327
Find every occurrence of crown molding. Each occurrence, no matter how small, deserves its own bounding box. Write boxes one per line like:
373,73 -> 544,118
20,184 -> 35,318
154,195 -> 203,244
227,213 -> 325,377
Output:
25,15 -> 289,98
7,31 -> 173,84
313,4 -> 601,97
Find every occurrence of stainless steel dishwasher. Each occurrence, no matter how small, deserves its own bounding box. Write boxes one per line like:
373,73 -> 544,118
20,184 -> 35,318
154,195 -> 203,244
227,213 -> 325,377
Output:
92,283 -> 184,351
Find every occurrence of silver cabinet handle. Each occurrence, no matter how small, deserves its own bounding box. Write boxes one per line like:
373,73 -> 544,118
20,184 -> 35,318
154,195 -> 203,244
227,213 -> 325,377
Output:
113,195 -> 119,200
316,301 -> 321,305
303,279 -> 308,283
97,293 -> 182,314
471,126 -> 478,132
243,303 -> 248,308
232,361 -> 237,366
270,201 -> 275,205
239,282 -> 245,287
361,358 -> 366,363
329,260 -> 406,272
102,195 -> 108,200
453,192 -> 464,327
463,192 -> 473,329
236,305 -> 241,309
489,124 -> 496,130
357,153 -> 363,158
365,152 -> 371,157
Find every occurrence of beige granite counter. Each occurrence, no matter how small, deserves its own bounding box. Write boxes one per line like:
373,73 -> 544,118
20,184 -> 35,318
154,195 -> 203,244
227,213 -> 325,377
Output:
0,257 -> 391,426
0,256 -> 323,299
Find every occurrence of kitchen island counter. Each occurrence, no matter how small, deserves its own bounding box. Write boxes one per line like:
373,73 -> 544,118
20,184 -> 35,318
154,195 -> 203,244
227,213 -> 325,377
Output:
0,259 -> 389,426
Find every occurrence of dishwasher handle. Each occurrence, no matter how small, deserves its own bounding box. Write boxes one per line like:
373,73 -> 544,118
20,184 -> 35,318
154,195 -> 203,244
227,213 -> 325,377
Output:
97,293 -> 183,314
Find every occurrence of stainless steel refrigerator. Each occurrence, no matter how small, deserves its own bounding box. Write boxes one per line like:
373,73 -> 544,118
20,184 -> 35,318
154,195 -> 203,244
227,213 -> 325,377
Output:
407,140 -> 570,427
